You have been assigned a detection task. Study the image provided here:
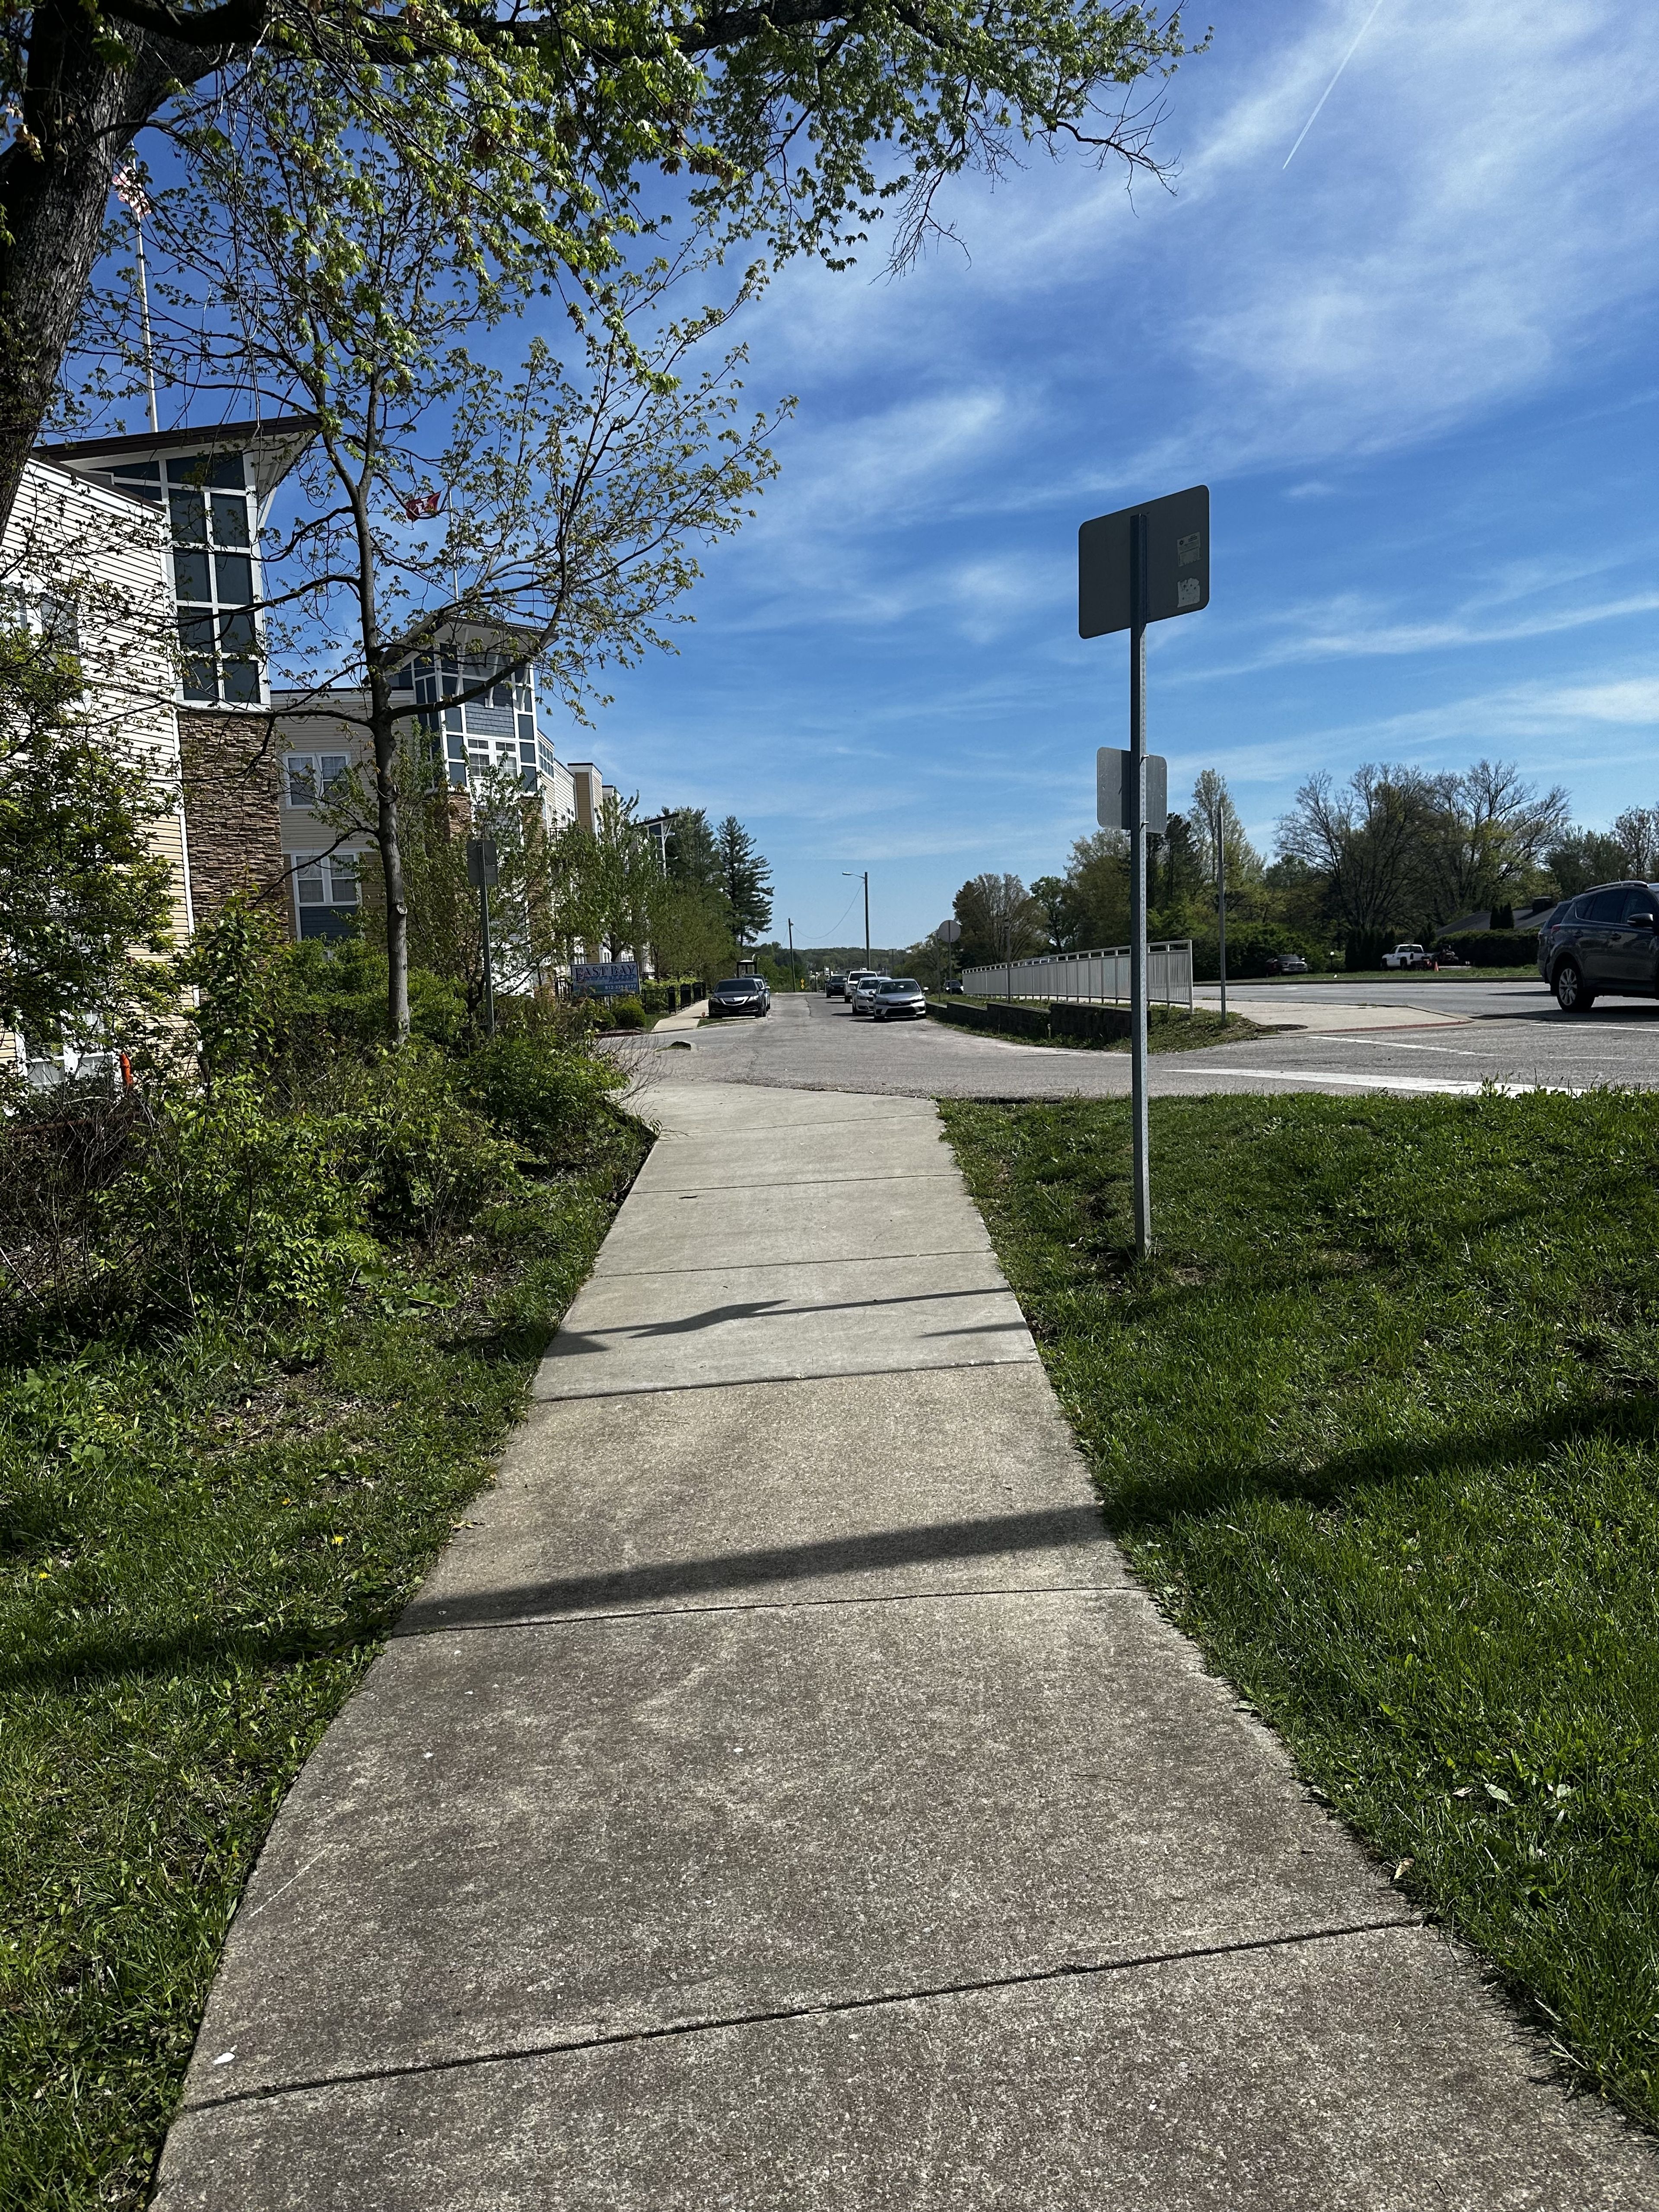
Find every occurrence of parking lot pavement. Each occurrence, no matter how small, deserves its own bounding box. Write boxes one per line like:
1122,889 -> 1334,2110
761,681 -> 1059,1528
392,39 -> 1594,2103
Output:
635,985 -> 1659,1100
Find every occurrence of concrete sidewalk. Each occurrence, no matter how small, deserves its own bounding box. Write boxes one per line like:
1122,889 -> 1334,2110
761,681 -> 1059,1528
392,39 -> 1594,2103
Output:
155,1082 -> 1654,2208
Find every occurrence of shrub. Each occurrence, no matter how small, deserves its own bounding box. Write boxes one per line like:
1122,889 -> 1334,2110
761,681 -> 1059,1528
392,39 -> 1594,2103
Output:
458,1033 -> 625,1167
1438,930 -> 1539,967
282,938 -> 465,1058
324,1049 -> 519,1240
93,1075 -> 375,1326
1190,924 -> 1328,981
607,996 -> 647,1030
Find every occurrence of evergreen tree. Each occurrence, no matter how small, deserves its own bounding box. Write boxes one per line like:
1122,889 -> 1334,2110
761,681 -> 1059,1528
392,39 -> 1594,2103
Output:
715,816 -> 773,946
665,808 -> 723,890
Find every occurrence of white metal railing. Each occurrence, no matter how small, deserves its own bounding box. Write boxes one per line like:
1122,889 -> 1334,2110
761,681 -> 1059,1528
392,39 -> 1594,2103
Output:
958,941 -> 1193,1010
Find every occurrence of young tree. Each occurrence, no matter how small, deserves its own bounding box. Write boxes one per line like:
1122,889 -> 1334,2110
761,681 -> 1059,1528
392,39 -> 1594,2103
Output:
1061,830 -> 1131,948
0,612 -> 175,1051
952,871 -> 1043,971
132,62 -> 782,1039
1277,765 -> 1438,949
1191,769 -> 1262,887
715,814 -> 772,945
1029,872 -> 1083,952
1612,805 -> 1659,879
1417,759 -> 1569,920
5,2 -> 1195,528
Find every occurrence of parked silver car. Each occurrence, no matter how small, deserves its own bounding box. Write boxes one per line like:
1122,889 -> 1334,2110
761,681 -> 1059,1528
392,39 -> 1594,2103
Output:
849,973 -> 889,1016
872,977 -> 926,1021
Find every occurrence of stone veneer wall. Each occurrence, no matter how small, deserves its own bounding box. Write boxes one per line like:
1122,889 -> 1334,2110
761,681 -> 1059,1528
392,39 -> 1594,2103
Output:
178,709 -> 291,933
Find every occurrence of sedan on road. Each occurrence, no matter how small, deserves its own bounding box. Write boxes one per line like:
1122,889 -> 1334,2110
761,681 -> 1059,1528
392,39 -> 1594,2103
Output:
824,973 -> 849,998
872,977 -> 927,1021
849,974 -> 890,1016
1263,954 -> 1309,976
1538,880 -> 1659,1011
709,975 -> 770,1018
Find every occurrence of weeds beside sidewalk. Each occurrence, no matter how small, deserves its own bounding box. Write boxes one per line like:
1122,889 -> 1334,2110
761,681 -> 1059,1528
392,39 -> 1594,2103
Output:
0,907 -> 651,2209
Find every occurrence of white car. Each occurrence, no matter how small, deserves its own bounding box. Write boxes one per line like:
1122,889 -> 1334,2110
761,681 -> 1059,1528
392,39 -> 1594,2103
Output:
872,977 -> 926,1021
1380,943 -> 1436,970
849,974 -> 889,1016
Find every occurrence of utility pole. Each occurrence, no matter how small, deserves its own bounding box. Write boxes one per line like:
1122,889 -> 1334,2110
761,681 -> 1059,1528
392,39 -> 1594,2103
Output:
842,871 -> 870,964
1217,830 -> 1228,1028
787,917 -> 797,990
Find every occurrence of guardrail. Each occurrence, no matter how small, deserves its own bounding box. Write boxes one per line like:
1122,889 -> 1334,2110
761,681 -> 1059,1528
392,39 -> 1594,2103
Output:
959,940 -> 1193,1009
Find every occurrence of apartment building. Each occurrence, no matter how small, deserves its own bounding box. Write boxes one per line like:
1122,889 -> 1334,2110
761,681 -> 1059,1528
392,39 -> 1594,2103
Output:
41,417 -> 626,950
1,452 -> 194,1077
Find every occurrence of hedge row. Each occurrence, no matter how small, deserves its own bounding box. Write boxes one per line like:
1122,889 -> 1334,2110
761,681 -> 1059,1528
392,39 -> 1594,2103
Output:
1436,932 -> 1540,968
927,998 -> 1140,1045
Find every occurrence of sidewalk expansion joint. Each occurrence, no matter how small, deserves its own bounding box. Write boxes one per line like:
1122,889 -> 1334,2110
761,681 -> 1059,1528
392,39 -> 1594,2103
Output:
534,1353 -> 1039,1402
586,1243 -> 994,1279
396,1581 -> 1134,1638
181,1917 -> 1421,2118
631,1171 -> 963,1194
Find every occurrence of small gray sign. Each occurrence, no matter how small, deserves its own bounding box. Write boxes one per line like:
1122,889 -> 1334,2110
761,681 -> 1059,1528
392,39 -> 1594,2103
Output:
1097,748 -> 1169,836
1079,484 -> 1210,638
934,918 -> 962,944
465,837 -> 499,889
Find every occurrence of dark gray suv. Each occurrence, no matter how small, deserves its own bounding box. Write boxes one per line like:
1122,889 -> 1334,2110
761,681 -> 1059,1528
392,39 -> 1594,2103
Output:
1536,880 -> 1659,1011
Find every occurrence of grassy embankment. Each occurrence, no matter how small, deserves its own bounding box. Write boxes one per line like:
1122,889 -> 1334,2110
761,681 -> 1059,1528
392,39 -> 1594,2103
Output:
0,1097 -> 647,2209
943,1088 -> 1659,2125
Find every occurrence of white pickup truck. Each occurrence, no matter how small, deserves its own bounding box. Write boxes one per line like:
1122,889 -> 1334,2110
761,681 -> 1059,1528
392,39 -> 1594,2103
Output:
1380,942 -> 1436,970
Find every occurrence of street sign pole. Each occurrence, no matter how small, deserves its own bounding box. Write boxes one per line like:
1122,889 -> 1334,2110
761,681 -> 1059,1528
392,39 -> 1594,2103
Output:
1078,480 -> 1209,1266
1128,513 -> 1151,1258
479,883 -> 496,1037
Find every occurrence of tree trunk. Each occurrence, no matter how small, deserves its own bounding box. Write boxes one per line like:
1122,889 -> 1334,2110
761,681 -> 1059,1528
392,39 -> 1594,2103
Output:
0,11 -> 199,531
364,665 -> 411,1044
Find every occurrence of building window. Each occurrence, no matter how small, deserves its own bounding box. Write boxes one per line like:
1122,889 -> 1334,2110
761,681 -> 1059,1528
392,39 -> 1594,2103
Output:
292,850 -> 361,940
167,454 -> 261,706
286,752 -> 350,807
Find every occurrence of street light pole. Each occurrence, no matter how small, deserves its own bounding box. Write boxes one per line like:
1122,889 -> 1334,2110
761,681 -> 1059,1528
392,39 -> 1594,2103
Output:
787,917 -> 797,990
842,871 -> 870,964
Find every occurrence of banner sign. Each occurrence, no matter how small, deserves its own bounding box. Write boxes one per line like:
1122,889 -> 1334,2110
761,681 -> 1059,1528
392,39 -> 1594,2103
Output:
572,962 -> 639,998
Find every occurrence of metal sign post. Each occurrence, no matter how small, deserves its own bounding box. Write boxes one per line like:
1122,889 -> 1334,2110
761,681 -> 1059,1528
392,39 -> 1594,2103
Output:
1079,483 -> 1211,1259
465,836 -> 499,1036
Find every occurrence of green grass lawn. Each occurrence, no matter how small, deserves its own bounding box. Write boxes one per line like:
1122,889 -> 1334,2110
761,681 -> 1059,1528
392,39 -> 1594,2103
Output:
0,1116 -> 647,2210
942,1089 -> 1659,2125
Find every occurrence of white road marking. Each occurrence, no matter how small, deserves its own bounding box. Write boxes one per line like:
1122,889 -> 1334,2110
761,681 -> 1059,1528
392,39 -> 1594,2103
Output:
1178,1068 -> 1585,1097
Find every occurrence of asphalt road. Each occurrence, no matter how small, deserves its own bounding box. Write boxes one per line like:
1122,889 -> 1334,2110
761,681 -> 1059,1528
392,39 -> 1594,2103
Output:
636,984 -> 1659,1101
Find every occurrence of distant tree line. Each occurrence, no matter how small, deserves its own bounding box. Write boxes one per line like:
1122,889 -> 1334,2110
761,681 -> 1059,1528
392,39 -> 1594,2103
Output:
932,762 -> 1656,978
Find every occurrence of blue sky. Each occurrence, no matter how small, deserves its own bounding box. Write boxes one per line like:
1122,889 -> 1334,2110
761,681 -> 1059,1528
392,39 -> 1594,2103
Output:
575,0 -> 1659,950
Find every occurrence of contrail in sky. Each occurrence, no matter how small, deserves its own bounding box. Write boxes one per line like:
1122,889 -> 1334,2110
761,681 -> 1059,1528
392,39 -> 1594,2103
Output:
1283,0 -> 1388,169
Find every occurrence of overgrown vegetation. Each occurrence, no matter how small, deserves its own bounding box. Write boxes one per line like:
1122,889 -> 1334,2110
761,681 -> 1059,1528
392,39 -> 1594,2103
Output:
0,902 -> 648,2208
944,1089 -> 1659,2127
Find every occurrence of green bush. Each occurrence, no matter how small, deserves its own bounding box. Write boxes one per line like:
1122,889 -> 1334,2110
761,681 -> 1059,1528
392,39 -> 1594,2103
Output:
93,1076 -> 375,1326
329,1049 -> 518,1240
283,938 -> 466,1057
607,996 -> 647,1030
1191,924 -> 1328,980
458,1032 -> 625,1166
